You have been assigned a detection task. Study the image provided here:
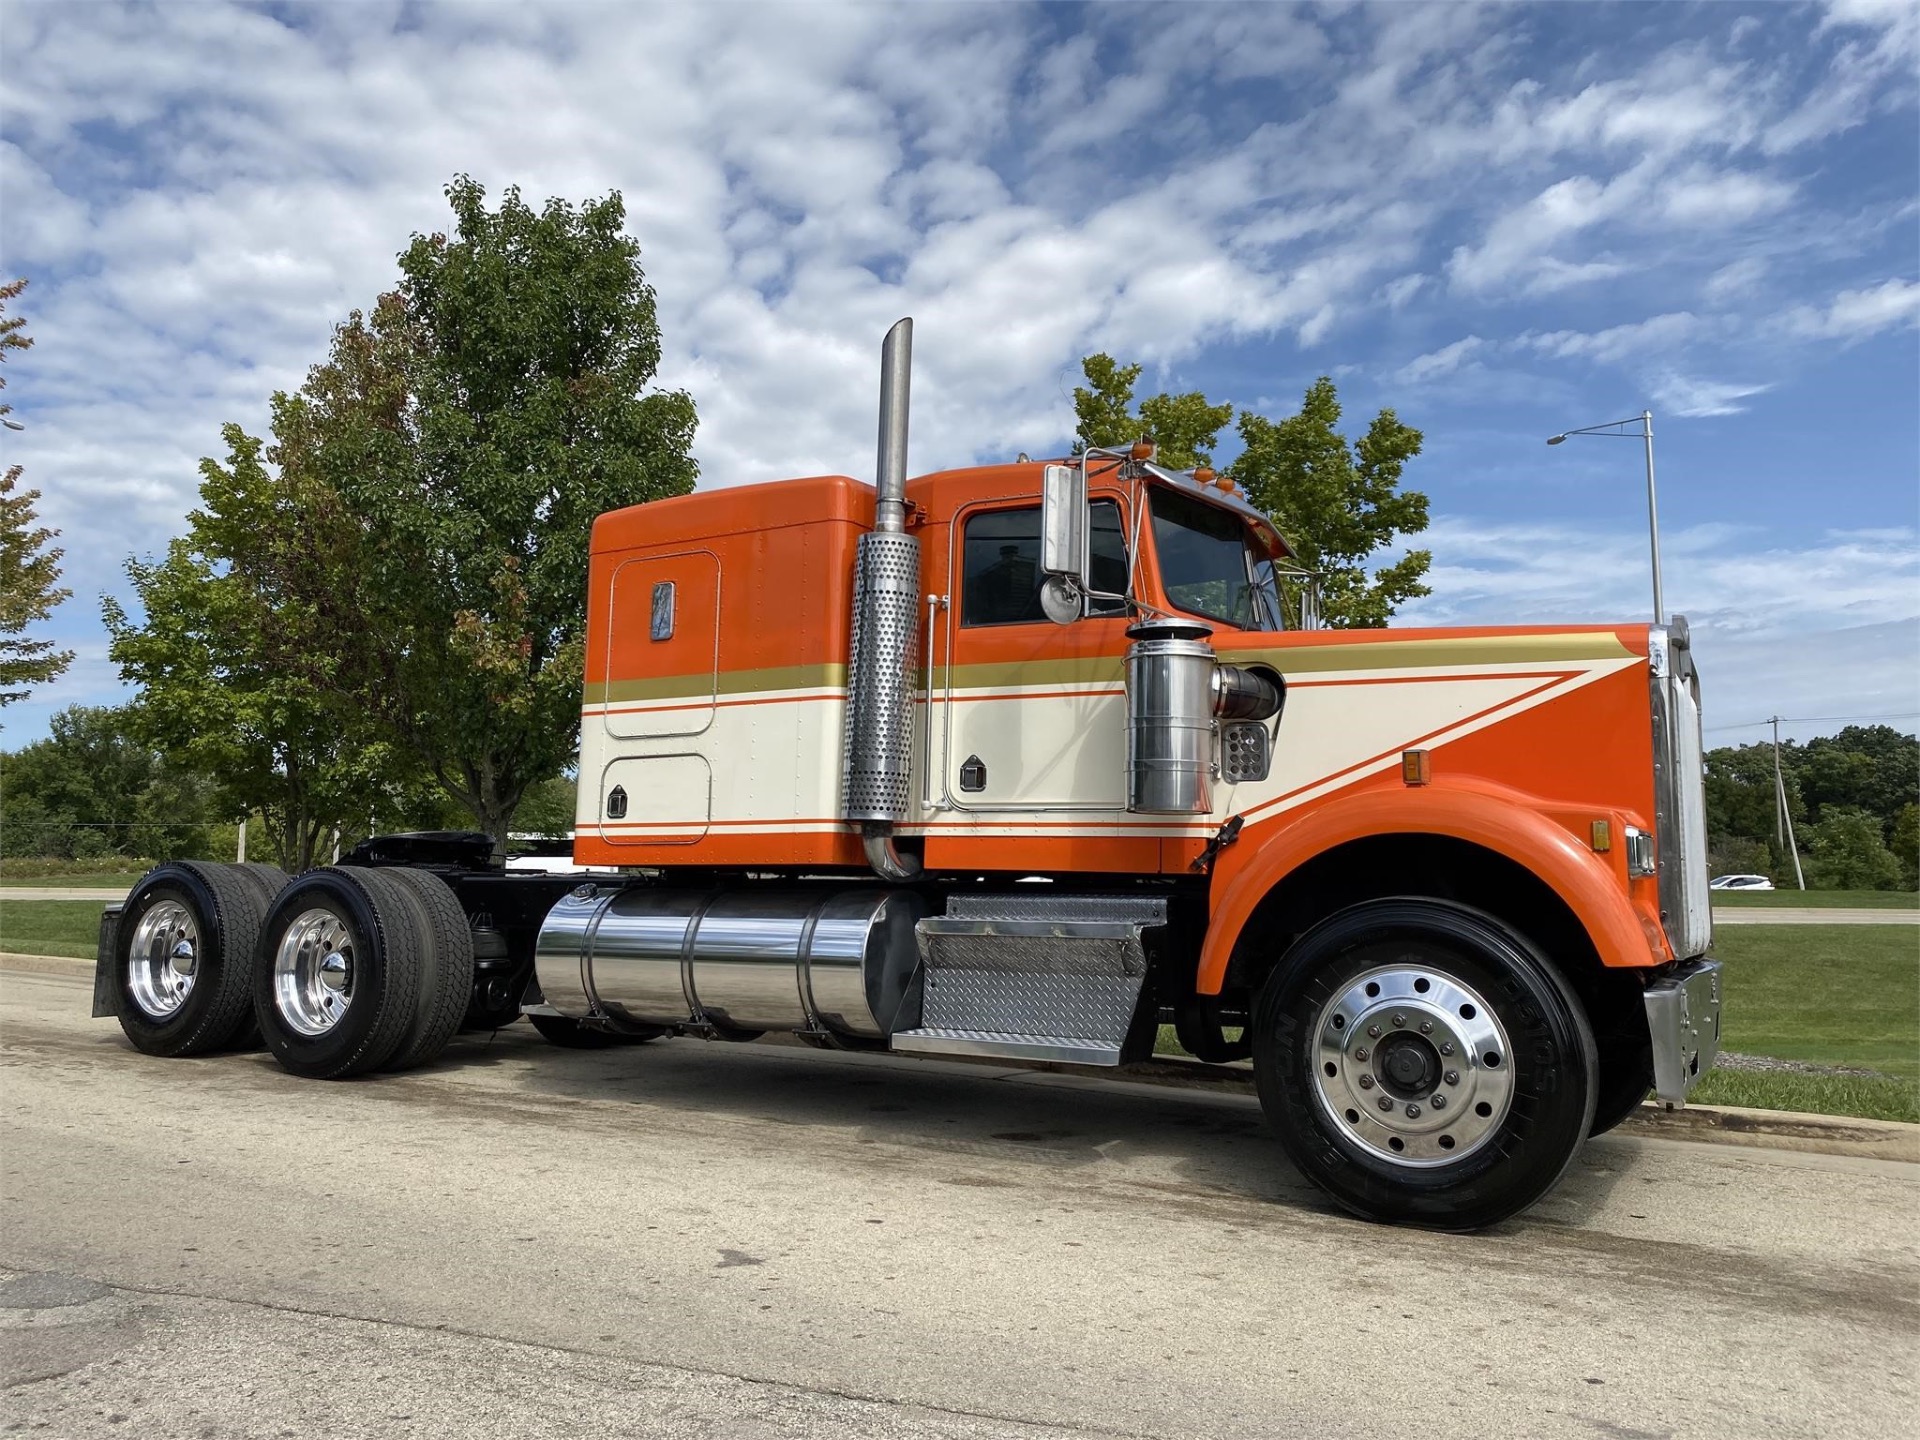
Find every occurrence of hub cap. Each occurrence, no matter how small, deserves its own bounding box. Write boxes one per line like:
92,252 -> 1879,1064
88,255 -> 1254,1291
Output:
127,900 -> 199,1020
274,908 -> 356,1037
1312,963 -> 1514,1167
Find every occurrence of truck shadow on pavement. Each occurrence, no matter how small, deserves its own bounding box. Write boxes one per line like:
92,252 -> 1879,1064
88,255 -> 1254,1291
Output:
416,1023 -> 1640,1236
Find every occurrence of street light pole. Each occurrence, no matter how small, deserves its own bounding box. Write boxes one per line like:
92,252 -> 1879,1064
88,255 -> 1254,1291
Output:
1546,410 -> 1664,624
1640,411 -> 1662,625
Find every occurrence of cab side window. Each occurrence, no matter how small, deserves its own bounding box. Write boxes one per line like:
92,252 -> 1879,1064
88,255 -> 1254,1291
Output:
961,501 -> 1127,627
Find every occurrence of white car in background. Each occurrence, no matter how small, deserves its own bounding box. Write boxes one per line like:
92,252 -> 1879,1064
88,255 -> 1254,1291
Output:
1709,874 -> 1776,892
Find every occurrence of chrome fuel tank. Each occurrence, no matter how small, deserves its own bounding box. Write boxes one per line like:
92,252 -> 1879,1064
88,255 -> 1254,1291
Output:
534,886 -> 926,1040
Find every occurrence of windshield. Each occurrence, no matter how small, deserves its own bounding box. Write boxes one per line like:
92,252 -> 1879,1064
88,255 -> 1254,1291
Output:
1149,486 -> 1283,630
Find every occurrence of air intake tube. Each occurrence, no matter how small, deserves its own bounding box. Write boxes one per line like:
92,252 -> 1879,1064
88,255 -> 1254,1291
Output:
843,319 -> 923,881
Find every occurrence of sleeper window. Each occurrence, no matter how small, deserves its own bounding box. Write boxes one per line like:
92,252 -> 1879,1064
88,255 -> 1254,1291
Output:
961,501 -> 1128,627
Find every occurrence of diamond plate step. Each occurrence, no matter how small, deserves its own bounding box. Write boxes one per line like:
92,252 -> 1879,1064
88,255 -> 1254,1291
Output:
889,899 -> 1166,1067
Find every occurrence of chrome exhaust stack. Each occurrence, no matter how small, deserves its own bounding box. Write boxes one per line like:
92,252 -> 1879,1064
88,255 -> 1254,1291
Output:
844,318 -> 923,880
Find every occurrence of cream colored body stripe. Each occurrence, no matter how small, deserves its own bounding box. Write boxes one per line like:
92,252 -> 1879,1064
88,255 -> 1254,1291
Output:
578,649 -> 1645,843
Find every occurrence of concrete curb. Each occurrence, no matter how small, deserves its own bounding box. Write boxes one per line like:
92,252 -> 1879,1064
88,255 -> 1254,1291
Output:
8,950 -> 1914,1163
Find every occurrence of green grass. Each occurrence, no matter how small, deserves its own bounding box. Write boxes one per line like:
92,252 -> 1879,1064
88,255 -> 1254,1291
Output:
1689,1070 -> 1917,1124
0,898 -> 111,960
1707,925 -> 1918,1082
1712,888 -> 1918,909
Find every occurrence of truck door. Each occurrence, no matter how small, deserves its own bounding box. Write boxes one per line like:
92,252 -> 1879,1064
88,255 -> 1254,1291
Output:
937,497 -> 1133,812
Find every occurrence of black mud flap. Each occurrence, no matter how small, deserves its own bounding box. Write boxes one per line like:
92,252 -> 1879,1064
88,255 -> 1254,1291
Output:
92,905 -> 123,1019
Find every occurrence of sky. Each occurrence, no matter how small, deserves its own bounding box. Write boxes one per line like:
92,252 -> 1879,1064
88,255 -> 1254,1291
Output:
2,0 -> 1916,752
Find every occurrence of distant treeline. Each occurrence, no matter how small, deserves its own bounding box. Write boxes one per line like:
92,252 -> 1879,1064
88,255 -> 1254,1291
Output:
0,704 -> 578,871
1706,725 -> 1917,891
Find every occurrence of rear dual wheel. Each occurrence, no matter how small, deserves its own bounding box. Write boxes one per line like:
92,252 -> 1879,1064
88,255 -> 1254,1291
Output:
1252,898 -> 1597,1231
113,861 -> 275,1057
253,867 -> 473,1080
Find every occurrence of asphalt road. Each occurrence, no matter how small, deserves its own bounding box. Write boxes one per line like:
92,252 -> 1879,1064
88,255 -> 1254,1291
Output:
2,966 -> 1915,1440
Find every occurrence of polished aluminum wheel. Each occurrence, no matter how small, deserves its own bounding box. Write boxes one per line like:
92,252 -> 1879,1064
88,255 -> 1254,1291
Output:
127,900 -> 200,1020
273,907 -> 356,1037
1312,963 -> 1514,1167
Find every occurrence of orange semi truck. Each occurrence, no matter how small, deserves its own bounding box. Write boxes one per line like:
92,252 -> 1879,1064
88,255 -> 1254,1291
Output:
95,320 -> 1720,1228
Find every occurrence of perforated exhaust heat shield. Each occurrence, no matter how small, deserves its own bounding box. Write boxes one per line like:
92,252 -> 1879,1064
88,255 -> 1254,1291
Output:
843,529 -> 921,822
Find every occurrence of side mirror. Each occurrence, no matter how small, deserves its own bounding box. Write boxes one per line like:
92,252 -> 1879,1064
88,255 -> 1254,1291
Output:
1038,462 -> 1088,625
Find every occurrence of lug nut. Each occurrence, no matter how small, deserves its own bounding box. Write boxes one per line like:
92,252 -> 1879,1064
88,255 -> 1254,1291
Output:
1367,1024 -> 1382,1038
1419,1020 -> 1433,1035
1405,1103 -> 1422,1118
1439,1042 -> 1455,1056
1431,1094 -> 1447,1110
1378,1097 -> 1395,1112
1391,1014 -> 1405,1028
1358,1074 -> 1375,1090
1355,1047 -> 1370,1062
1444,1070 -> 1459,1086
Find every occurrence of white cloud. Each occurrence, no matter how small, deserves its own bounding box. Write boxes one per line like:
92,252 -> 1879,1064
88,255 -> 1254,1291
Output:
1521,313 -> 1702,364
1653,373 -> 1774,418
1784,278 -> 1920,341
1396,336 -> 1484,384
1703,256 -> 1767,302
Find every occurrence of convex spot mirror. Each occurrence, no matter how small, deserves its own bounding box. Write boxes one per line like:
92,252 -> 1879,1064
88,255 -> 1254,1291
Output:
1039,461 -> 1088,625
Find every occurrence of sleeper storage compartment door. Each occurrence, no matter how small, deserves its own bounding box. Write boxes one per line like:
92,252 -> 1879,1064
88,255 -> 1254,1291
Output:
596,755 -> 713,847
600,550 -> 721,739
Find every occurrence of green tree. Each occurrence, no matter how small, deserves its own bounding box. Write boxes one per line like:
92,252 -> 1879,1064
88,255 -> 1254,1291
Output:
0,278 -> 73,705
141,178 -> 697,853
0,705 -> 219,861
1704,743 -> 1805,880
1233,379 -> 1430,629
1071,356 -> 1430,627
512,774 -> 578,847
103,427 -> 433,871
1803,806 -> 1903,890
1891,803 -> 1918,892
1073,355 -> 1234,469
1796,725 -> 1919,832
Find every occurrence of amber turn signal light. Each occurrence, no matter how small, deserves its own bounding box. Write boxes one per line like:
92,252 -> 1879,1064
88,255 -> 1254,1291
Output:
1590,820 -> 1612,853
1401,749 -> 1430,785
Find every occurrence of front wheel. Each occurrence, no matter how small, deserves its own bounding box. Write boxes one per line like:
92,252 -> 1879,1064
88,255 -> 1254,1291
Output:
1251,898 -> 1596,1231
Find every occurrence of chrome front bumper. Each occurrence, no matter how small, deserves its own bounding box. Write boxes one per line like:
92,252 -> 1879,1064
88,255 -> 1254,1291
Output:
1643,958 -> 1722,1105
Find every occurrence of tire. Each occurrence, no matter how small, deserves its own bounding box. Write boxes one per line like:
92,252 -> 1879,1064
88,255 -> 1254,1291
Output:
233,863 -> 292,905
1250,898 -> 1597,1231
223,865 -> 291,1051
376,867 -> 475,1072
113,861 -> 267,1057
528,1013 -> 663,1048
1588,1053 -> 1653,1136
253,867 -> 422,1079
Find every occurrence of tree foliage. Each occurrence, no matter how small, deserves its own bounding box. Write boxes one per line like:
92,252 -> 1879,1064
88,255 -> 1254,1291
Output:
1803,807 -> 1903,891
112,178 -> 697,850
1071,355 -> 1430,627
0,706 -> 220,861
0,279 -> 73,705
104,429 -> 442,871
1704,725 -> 1918,890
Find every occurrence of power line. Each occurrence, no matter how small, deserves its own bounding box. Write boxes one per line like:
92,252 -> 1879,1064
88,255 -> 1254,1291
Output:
1704,711 -> 1920,734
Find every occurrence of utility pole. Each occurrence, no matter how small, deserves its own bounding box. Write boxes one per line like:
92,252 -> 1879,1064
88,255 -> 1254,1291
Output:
1770,716 -> 1807,891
